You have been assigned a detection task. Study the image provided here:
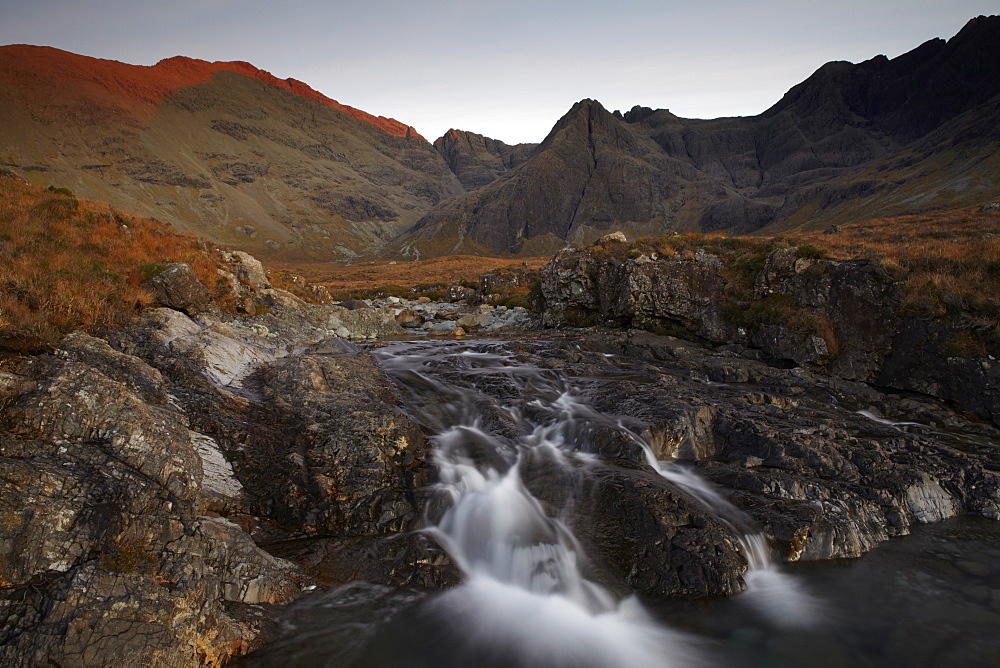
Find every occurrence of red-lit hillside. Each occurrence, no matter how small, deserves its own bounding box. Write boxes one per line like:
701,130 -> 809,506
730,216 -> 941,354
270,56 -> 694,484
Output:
0,44 -> 458,260
0,44 -> 421,138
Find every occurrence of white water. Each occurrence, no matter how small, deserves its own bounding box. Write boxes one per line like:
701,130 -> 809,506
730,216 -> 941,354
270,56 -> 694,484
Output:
637,441 -> 823,628
374,340 -> 821,666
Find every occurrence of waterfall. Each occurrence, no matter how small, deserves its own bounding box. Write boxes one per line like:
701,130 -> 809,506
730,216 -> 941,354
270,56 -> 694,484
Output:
649,457 -> 823,627
373,339 -> 820,666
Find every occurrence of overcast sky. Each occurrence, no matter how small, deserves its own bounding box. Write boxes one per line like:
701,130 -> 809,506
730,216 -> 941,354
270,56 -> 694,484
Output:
2,1 -> 996,143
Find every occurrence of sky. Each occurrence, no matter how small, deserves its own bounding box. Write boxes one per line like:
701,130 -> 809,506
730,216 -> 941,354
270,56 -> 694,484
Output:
1,1 -> 996,144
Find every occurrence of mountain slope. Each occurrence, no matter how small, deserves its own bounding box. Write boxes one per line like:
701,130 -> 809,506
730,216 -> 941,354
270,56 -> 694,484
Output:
0,46 -> 460,259
401,15 -> 1000,255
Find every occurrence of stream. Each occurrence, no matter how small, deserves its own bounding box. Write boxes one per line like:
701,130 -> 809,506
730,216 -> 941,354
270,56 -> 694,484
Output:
246,339 -> 1000,667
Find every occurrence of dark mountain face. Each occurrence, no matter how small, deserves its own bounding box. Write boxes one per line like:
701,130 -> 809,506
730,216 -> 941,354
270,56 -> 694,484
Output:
401,15 -> 1000,255
434,129 -> 537,190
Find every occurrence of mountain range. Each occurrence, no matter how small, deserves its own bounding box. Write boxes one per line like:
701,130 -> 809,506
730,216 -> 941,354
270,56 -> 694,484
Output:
2,15 -> 998,259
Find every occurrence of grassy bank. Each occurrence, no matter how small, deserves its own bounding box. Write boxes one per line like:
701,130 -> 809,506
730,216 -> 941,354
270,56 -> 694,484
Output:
0,173 -> 224,344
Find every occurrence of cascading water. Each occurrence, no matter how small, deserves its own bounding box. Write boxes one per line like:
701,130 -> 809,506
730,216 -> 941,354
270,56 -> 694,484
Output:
368,339 -> 821,666
374,340 -> 705,667
641,454 -> 823,627
247,338 -> 1000,668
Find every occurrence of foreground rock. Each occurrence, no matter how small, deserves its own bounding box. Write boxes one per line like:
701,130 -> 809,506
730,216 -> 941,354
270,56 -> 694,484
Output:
4,252 -> 999,663
0,332 -> 303,665
0,264 -> 458,664
561,331 -> 1000,560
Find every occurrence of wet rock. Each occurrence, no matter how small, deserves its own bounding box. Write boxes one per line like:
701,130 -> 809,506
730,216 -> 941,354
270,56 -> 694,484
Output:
523,332 -> 1000,563
268,532 -> 460,590
245,353 -> 433,539
520,452 -> 747,598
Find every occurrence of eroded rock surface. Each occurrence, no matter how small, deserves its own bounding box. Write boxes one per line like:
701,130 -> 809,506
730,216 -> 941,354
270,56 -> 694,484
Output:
0,332 -> 303,666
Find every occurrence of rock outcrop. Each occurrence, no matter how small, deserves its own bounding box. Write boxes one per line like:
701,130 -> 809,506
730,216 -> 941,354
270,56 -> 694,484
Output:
507,333 -> 1000,566
0,331 -> 304,665
539,241 -> 1000,427
0,262 -> 457,664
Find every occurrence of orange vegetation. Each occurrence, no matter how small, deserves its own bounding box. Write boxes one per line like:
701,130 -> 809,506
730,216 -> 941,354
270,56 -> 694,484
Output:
269,255 -> 549,294
0,45 -> 421,138
784,206 -> 1000,315
0,174 -> 223,343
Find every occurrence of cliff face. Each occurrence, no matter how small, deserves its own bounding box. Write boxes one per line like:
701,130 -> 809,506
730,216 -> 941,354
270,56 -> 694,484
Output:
434,129 -> 536,190
0,46 -> 462,260
402,16 -> 1000,254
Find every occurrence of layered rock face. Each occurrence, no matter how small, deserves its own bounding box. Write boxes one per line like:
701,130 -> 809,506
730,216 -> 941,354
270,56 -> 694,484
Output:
403,16 -> 1000,254
539,239 -> 1000,427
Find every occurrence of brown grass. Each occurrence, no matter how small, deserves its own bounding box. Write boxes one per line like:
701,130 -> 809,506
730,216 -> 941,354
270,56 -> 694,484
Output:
784,207 -> 1000,317
268,255 -> 549,298
0,174 -> 225,343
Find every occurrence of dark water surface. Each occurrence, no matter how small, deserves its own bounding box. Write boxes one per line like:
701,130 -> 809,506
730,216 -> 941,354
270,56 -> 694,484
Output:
652,516 -> 1000,668
246,518 -> 1000,667
245,339 -> 1000,667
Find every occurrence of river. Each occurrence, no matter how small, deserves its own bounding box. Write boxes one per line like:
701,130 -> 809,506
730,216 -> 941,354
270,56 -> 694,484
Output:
245,338 -> 1000,667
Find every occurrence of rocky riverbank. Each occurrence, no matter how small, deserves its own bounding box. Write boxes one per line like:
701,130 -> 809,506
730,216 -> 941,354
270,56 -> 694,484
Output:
2,247 -> 999,665
539,232 -> 1000,428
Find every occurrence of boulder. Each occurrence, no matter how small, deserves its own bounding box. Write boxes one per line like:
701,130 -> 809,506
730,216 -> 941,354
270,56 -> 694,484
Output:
446,285 -> 476,303
142,263 -> 211,315
223,250 -> 271,291
395,309 -> 425,328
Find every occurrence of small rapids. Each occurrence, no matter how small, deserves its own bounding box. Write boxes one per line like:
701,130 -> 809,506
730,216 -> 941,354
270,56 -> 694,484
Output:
245,338 -> 1000,668
374,340 -> 704,667
366,339 -> 818,666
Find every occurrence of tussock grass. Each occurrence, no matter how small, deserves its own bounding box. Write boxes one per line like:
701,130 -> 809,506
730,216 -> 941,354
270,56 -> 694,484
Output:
0,175 -> 225,343
787,207 -> 1000,323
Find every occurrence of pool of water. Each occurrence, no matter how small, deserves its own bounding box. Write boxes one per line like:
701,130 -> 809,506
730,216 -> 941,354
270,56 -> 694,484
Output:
652,516 -> 1000,668
246,496 -> 1000,667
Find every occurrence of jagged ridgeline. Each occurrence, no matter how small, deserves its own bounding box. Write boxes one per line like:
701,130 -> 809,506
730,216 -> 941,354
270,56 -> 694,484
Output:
403,15 -> 1000,255
2,16 -> 999,260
